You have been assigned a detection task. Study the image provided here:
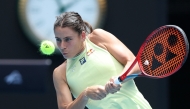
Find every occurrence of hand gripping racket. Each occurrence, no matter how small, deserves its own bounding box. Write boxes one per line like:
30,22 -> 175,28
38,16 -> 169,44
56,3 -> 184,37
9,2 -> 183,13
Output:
114,25 -> 189,84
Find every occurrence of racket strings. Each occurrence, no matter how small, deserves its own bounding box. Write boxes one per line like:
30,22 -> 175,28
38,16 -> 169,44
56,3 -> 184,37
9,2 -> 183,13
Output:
140,27 -> 187,77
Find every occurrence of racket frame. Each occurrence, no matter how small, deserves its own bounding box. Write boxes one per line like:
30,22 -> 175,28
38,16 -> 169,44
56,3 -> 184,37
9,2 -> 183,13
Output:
114,25 -> 189,84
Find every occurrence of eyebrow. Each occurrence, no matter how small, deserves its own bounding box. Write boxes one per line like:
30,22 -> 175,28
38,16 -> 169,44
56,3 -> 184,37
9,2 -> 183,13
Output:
55,36 -> 72,39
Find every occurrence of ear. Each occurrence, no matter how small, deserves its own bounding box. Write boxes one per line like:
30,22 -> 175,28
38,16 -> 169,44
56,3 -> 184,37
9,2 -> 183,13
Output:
81,31 -> 86,40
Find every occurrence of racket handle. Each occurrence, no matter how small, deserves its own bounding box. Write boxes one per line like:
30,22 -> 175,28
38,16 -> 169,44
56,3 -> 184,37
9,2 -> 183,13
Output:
114,77 -> 122,84
124,74 -> 138,81
114,74 -> 139,84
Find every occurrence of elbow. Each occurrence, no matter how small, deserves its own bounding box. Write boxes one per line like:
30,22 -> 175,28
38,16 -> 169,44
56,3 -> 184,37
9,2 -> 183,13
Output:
58,105 -> 64,109
58,104 -> 68,109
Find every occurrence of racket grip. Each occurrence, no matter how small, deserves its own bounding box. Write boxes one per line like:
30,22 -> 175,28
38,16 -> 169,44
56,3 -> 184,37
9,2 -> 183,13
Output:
114,77 -> 121,84
124,74 -> 138,81
114,74 -> 139,84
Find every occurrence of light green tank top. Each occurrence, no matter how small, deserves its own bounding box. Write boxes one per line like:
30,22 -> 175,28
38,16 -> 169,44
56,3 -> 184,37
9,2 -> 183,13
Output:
66,37 -> 152,109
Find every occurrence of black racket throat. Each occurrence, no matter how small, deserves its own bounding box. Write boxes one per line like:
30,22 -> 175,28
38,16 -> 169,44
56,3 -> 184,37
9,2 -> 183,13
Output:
118,77 -> 123,82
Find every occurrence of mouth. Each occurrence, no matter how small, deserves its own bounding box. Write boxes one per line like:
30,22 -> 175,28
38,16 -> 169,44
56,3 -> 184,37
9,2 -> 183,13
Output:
62,52 -> 67,55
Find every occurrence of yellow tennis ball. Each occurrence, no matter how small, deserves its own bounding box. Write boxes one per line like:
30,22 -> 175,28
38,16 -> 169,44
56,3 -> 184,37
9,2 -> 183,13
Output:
40,40 -> 55,55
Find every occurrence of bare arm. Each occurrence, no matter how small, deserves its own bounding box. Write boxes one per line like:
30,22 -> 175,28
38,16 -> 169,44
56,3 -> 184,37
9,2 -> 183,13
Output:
89,29 -> 140,93
53,62 -> 89,109
89,29 -> 140,76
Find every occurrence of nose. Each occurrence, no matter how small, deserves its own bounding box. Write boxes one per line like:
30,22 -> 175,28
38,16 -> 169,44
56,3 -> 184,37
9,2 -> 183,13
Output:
59,41 -> 67,50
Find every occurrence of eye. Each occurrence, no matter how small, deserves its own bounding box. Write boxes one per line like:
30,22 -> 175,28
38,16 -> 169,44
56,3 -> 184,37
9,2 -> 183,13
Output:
55,38 -> 61,43
64,37 -> 71,42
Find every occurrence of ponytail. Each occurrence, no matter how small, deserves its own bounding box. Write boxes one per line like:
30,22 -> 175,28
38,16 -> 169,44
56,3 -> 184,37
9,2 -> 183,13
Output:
83,21 -> 93,34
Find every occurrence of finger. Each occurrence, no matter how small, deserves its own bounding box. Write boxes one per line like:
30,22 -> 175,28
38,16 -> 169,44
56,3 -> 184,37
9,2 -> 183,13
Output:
111,91 -> 116,94
92,93 -> 103,100
105,82 -> 109,93
94,96 -> 102,100
99,93 -> 106,98
112,82 -> 122,89
99,90 -> 107,97
105,82 -> 111,93
110,84 -> 121,92
110,76 -> 116,81
97,95 -> 103,100
106,81 -> 121,94
95,92 -> 106,100
107,81 -> 114,89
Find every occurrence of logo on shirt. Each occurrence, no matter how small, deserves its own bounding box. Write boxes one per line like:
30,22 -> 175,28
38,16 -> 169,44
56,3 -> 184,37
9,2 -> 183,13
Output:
87,49 -> 94,56
79,57 -> 86,65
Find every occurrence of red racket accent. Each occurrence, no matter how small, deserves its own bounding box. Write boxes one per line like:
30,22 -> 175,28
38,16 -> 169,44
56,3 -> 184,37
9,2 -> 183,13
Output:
115,25 -> 189,84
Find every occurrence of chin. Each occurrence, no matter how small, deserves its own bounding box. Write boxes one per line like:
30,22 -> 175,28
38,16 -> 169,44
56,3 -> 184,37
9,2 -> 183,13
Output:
62,55 -> 72,59
62,55 -> 68,59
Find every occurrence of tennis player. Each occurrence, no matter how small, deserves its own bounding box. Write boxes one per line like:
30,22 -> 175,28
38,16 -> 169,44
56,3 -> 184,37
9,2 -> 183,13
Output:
53,12 -> 152,109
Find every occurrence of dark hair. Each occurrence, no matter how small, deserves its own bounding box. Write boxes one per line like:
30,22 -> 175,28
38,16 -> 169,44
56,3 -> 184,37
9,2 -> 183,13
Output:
54,12 -> 93,35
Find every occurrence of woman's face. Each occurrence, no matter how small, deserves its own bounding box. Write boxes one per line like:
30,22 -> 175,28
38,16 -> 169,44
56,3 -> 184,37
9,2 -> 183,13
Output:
54,27 -> 85,59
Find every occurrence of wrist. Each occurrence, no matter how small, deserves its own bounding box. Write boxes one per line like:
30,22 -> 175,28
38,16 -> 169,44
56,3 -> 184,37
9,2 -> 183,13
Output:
84,87 -> 89,100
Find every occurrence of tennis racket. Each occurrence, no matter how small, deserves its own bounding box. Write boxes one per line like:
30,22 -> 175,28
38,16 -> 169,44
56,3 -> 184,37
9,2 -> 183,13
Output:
114,25 -> 189,84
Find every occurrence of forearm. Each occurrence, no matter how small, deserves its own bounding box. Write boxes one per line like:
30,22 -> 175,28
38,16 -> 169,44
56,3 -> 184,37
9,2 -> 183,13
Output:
64,90 -> 89,109
121,59 -> 141,77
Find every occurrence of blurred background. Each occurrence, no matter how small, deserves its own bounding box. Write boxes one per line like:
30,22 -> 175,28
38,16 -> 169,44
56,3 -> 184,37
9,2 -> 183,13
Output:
0,0 -> 189,109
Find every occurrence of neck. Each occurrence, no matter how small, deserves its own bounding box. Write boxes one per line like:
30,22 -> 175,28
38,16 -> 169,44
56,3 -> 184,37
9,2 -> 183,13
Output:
74,42 -> 86,57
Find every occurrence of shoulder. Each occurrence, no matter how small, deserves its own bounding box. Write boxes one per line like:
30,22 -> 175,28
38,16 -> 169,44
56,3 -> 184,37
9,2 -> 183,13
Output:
88,28 -> 123,50
53,61 -> 67,83
88,29 -> 114,49
89,29 -> 135,66
89,28 -> 111,39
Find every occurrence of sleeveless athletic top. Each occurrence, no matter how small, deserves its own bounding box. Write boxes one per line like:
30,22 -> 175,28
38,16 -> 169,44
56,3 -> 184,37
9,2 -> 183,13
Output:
66,37 -> 152,109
